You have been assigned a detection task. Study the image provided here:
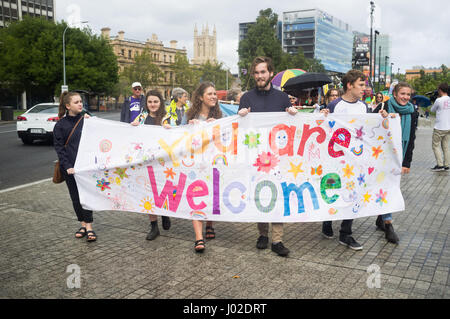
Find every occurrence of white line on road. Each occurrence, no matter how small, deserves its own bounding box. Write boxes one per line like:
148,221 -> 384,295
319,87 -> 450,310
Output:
0,130 -> 16,134
0,178 -> 52,194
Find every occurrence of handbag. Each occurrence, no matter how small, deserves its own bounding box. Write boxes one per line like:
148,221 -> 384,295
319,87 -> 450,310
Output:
53,116 -> 83,184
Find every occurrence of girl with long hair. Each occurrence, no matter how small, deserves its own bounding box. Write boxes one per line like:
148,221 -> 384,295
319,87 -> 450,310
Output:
182,82 -> 223,252
54,92 -> 96,242
131,90 -> 172,240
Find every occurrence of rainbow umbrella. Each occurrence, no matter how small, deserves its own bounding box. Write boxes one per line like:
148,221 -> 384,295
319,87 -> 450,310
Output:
271,69 -> 306,90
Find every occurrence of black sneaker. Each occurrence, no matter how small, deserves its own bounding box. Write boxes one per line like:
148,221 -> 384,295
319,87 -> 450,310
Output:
271,242 -> 290,257
146,223 -> 160,241
376,215 -> 386,231
256,236 -> 269,249
162,216 -> 171,230
444,166 -> 449,171
322,223 -> 334,239
385,223 -> 399,244
339,235 -> 363,251
431,165 -> 445,172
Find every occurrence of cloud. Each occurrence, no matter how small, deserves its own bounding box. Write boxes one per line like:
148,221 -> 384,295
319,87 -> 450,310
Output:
56,0 -> 450,74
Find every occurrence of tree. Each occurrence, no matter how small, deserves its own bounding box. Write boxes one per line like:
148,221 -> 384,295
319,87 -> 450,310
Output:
238,8 -> 325,90
197,61 -> 233,90
238,8 -> 284,89
0,17 -> 118,102
121,49 -> 163,93
409,65 -> 450,95
170,52 -> 199,93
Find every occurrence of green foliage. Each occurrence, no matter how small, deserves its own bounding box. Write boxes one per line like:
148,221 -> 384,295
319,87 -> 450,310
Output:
238,8 -> 325,90
0,17 -> 118,100
120,49 -> 162,92
170,52 -> 199,93
197,61 -> 233,91
409,65 -> 450,95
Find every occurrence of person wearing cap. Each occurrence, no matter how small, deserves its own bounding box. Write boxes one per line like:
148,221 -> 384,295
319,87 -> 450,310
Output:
164,87 -> 189,126
120,82 -> 146,123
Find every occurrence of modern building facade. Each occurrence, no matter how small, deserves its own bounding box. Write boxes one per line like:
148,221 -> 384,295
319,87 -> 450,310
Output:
282,9 -> 353,74
192,24 -> 217,66
101,28 -> 188,99
0,0 -> 54,28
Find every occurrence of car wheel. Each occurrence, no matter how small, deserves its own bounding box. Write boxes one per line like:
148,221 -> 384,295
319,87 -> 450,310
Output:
21,136 -> 33,145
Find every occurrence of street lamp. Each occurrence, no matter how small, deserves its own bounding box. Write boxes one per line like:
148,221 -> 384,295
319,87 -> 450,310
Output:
390,62 -> 394,82
374,30 -> 379,91
369,1 -> 375,87
63,21 -> 89,90
378,45 -> 382,92
384,56 -> 389,89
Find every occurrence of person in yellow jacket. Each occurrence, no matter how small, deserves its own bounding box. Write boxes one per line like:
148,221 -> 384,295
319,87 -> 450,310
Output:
164,87 -> 189,126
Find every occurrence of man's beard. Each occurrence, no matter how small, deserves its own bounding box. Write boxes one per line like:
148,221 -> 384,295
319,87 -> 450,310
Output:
255,77 -> 271,90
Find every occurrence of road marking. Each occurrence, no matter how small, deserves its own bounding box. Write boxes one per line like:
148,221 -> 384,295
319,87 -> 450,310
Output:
0,178 -> 52,194
0,130 -> 16,134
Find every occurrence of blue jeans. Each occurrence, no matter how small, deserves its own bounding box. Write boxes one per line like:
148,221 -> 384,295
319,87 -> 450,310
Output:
381,213 -> 392,221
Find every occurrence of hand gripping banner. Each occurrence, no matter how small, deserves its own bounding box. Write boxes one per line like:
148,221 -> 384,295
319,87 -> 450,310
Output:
74,113 -> 405,223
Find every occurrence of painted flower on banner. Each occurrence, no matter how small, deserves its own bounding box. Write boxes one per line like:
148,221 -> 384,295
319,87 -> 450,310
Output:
376,189 -> 388,206
253,152 -> 279,173
96,178 -> 111,191
346,181 -> 355,191
244,132 -> 261,149
342,164 -> 355,179
357,173 -> 366,186
164,167 -> 176,179
114,168 -> 129,180
372,146 -> 383,159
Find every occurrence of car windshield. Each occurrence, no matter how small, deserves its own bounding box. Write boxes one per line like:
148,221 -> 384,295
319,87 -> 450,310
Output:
28,105 -> 58,114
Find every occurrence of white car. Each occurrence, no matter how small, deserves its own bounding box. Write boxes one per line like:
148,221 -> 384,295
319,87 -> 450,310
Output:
16,103 -> 91,144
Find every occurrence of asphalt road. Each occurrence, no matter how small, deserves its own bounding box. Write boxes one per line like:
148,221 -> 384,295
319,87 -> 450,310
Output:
0,111 -> 120,191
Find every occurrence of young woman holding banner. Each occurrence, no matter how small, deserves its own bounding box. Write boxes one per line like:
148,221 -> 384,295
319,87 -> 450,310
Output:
54,92 -> 97,242
131,90 -> 172,240
182,82 -> 223,253
375,82 -> 418,244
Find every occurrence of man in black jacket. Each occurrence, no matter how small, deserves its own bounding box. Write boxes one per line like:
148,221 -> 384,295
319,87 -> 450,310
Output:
238,56 -> 296,257
120,82 -> 145,123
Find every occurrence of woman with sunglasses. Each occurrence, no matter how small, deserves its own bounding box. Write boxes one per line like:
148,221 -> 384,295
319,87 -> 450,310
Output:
120,82 -> 146,123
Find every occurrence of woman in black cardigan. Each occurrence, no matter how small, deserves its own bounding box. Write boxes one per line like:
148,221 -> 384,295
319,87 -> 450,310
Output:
53,92 -> 96,242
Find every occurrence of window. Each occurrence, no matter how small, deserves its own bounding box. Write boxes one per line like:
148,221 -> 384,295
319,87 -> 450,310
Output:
128,50 -> 132,59
121,49 -> 125,56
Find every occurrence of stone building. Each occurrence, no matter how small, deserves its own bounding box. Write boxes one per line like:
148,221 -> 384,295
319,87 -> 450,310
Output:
192,24 -> 217,65
101,27 -> 187,99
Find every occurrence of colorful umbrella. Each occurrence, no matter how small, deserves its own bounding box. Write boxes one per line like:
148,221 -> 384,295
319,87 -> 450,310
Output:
271,69 -> 306,90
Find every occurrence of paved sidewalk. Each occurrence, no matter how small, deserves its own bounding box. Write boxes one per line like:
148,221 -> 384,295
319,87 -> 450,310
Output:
0,127 -> 448,299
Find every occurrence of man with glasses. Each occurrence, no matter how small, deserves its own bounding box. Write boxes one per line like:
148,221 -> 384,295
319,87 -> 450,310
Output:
120,82 -> 146,123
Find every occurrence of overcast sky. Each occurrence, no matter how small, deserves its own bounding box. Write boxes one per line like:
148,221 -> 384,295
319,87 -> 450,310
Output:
55,0 -> 450,74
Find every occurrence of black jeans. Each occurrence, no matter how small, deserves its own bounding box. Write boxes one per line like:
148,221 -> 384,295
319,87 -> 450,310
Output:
63,170 -> 93,223
323,220 -> 353,237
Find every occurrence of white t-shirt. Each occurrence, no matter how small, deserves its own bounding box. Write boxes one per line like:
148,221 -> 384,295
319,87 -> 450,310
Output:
327,97 -> 368,114
431,95 -> 450,130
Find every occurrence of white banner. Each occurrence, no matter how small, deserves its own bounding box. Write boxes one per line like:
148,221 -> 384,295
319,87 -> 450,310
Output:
75,113 -> 405,223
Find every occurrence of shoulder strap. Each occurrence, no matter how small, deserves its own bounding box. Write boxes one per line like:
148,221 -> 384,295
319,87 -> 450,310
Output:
65,116 -> 83,146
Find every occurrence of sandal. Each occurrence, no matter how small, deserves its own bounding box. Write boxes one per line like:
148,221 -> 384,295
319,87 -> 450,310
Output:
86,230 -> 97,242
194,239 -> 205,253
75,227 -> 87,238
205,226 -> 215,240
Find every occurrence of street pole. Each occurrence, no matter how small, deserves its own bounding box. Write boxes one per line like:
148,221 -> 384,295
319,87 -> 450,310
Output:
369,1 -> 375,88
63,21 -> 88,90
374,30 -> 379,92
384,56 -> 389,90
390,62 -> 394,83
378,46 -> 381,92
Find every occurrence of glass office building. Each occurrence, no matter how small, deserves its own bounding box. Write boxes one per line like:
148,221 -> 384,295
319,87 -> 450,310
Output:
0,0 -> 54,28
283,9 -> 353,74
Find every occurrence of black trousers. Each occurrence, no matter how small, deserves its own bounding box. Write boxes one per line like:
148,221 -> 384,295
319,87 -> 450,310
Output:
323,220 -> 353,237
63,170 -> 93,223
